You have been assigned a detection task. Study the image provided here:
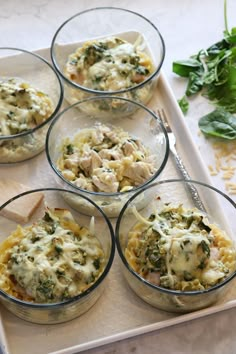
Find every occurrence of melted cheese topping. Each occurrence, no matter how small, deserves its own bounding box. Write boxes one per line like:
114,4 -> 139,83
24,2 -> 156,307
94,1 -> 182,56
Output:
0,208 -> 104,303
0,78 -> 54,136
57,123 -> 156,193
64,36 -> 155,108
65,36 -> 154,92
125,204 -> 236,291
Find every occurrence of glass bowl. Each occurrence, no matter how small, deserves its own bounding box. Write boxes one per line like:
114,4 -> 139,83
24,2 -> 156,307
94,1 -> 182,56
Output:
45,96 -> 169,218
50,7 -> 165,112
0,188 -> 115,324
0,47 -> 63,163
116,179 -> 236,313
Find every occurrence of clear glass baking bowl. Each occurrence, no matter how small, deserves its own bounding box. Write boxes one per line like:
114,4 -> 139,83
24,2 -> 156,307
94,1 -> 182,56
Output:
0,188 -> 115,324
50,7 -> 165,112
45,96 -> 169,218
116,179 -> 236,313
0,47 -> 63,164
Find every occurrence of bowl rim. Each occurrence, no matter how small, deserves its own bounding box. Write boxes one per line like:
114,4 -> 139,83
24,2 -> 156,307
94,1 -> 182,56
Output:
115,178 -> 236,296
45,95 -> 170,197
0,47 -> 64,140
0,187 -> 116,308
50,6 -> 166,94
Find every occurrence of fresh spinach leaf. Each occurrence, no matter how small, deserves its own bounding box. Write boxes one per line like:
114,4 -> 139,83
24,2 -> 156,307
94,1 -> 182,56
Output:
186,71 -> 203,96
226,27 -> 236,44
198,108 -> 236,140
178,95 -> 189,114
172,59 -> 201,77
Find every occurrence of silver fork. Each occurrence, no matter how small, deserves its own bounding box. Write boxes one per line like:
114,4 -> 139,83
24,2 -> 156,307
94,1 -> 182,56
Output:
156,108 -> 192,180
156,108 -> 206,212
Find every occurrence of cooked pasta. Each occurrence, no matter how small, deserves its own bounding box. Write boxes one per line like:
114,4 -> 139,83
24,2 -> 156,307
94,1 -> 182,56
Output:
125,204 -> 236,291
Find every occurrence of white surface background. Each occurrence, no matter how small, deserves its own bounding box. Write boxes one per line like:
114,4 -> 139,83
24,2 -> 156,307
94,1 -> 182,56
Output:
0,0 -> 236,353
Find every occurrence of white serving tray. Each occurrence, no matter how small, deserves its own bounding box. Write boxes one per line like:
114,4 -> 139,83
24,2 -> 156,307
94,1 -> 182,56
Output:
1,48 -> 236,354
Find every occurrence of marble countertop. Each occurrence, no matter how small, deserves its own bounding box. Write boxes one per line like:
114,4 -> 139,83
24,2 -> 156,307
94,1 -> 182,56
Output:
1,1 -> 236,353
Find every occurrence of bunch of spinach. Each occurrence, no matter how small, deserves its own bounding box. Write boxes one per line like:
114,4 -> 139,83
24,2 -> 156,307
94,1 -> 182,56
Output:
173,0 -> 236,115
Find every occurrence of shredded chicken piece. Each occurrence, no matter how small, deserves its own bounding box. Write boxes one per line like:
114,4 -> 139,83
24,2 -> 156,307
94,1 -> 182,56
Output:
64,154 -> 80,169
92,168 -> 119,192
90,150 -> 103,170
122,141 -> 136,155
91,125 -> 110,145
57,124 -> 156,193
123,161 -> 154,185
98,148 -> 121,160
104,129 -> 119,143
74,175 -> 96,191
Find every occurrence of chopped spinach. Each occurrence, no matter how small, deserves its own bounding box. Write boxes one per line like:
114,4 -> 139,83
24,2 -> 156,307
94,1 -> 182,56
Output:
148,213 -> 156,222
130,55 -> 140,66
198,217 -> 212,233
183,239 -> 191,245
200,240 -> 210,257
149,253 -> 162,269
55,244 -> 63,254
43,212 -> 53,223
93,258 -> 100,270
70,58 -> 78,65
66,144 -> 74,155
183,271 -> 193,281
37,278 -> 55,300
198,259 -> 207,270
6,111 -> 15,119
84,44 -> 104,65
135,66 -> 149,75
